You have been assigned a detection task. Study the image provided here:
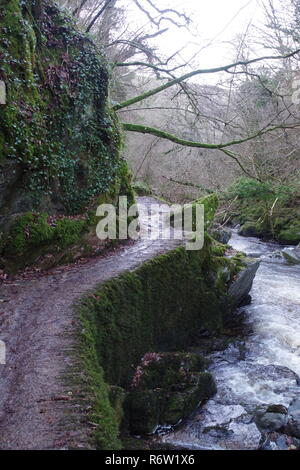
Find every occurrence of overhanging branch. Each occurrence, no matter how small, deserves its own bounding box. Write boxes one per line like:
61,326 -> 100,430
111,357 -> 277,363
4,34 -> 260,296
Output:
113,49 -> 300,111
122,122 -> 300,150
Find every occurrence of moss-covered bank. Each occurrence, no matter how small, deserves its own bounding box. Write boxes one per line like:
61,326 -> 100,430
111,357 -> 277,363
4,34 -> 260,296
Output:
223,178 -> 300,245
75,233 -> 243,449
0,0 -> 134,272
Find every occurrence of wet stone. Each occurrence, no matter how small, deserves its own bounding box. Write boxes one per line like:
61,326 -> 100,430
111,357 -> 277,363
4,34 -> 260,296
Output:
254,404 -> 288,432
285,398 -> 300,438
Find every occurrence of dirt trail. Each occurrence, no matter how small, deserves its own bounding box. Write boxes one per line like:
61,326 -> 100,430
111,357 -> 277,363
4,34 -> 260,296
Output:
0,198 -> 182,449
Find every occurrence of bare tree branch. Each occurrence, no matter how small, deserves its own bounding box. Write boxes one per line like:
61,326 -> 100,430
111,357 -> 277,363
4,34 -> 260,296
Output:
86,0 -> 114,33
113,49 -> 300,111
122,122 -> 300,150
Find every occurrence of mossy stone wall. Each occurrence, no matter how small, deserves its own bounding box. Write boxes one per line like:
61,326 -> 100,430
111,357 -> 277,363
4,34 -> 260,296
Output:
76,236 -> 236,448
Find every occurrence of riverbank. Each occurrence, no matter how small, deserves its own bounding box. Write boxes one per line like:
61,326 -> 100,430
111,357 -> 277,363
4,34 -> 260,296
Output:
157,231 -> 300,450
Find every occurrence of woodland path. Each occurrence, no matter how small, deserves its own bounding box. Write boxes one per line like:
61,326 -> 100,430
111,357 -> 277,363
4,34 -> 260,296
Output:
0,197 -> 181,449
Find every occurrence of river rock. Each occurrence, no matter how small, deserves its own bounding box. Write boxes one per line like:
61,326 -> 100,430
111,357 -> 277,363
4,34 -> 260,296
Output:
209,362 -> 299,410
125,352 -> 216,435
261,434 -> 288,450
162,402 -> 262,450
284,398 -> 300,438
238,222 -> 262,238
254,404 -> 288,432
281,248 -> 300,265
228,259 -> 260,307
210,226 -> 232,244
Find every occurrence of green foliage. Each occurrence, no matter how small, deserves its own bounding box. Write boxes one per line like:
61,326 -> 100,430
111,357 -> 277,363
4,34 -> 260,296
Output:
227,178 -> 292,204
1,211 -> 87,271
0,1 -> 135,272
226,178 -> 300,243
0,1 -> 125,215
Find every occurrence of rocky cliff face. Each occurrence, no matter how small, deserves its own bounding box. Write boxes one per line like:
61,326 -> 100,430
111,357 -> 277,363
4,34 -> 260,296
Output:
0,0 -> 133,271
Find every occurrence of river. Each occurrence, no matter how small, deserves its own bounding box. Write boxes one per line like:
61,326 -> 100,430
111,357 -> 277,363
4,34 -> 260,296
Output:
159,231 -> 300,450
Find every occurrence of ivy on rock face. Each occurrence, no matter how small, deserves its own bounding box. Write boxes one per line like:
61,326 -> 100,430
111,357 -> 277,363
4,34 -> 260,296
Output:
0,0 -> 134,273
0,0 -> 125,215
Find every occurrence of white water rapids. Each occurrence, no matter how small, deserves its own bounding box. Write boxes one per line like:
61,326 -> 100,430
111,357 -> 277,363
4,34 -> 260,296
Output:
159,232 -> 300,450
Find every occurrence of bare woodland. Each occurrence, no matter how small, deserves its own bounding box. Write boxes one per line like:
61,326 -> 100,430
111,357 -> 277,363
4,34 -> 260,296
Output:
59,0 -> 300,202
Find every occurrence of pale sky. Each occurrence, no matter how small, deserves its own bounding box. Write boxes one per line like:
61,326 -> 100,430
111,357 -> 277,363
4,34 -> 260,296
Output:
157,0 -> 265,67
119,0 -> 285,77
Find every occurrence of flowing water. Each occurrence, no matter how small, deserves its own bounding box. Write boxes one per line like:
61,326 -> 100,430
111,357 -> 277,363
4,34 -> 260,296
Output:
159,232 -> 300,450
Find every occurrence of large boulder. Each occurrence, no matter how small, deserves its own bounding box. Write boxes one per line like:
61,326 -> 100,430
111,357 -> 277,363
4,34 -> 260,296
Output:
210,225 -> 232,244
228,258 -> 260,307
238,220 -> 271,239
285,399 -> 300,438
278,223 -> 300,245
0,0 -> 134,272
254,404 -> 288,432
125,352 -> 216,435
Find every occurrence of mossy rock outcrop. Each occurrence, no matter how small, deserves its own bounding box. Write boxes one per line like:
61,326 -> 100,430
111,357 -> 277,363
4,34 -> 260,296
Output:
277,222 -> 300,245
0,0 -> 133,271
223,178 -> 300,245
237,213 -> 300,245
124,352 -> 216,434
0,0 -> 134,272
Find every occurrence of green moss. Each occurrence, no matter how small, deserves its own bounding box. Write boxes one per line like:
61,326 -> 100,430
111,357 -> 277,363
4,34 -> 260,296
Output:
196,194 -> 219,229
211,241 -> 227,257
0,211 -> 89,271
79,313 -> 122,449
74,233 -> 234,448
278,223 -> 300,245
161,373 -> 216,425
125,389 -> 161,435
54,218 -> 86,249
109,386 -> 126,428
238,221 -> 267,238
136,353 -> 209,391
170,193 -> 219,231
4,213 -> 53,256
0,0 -> 132,221
132,181 -> 152,196
78,240 -> 227,387
225,178 -> 300,244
